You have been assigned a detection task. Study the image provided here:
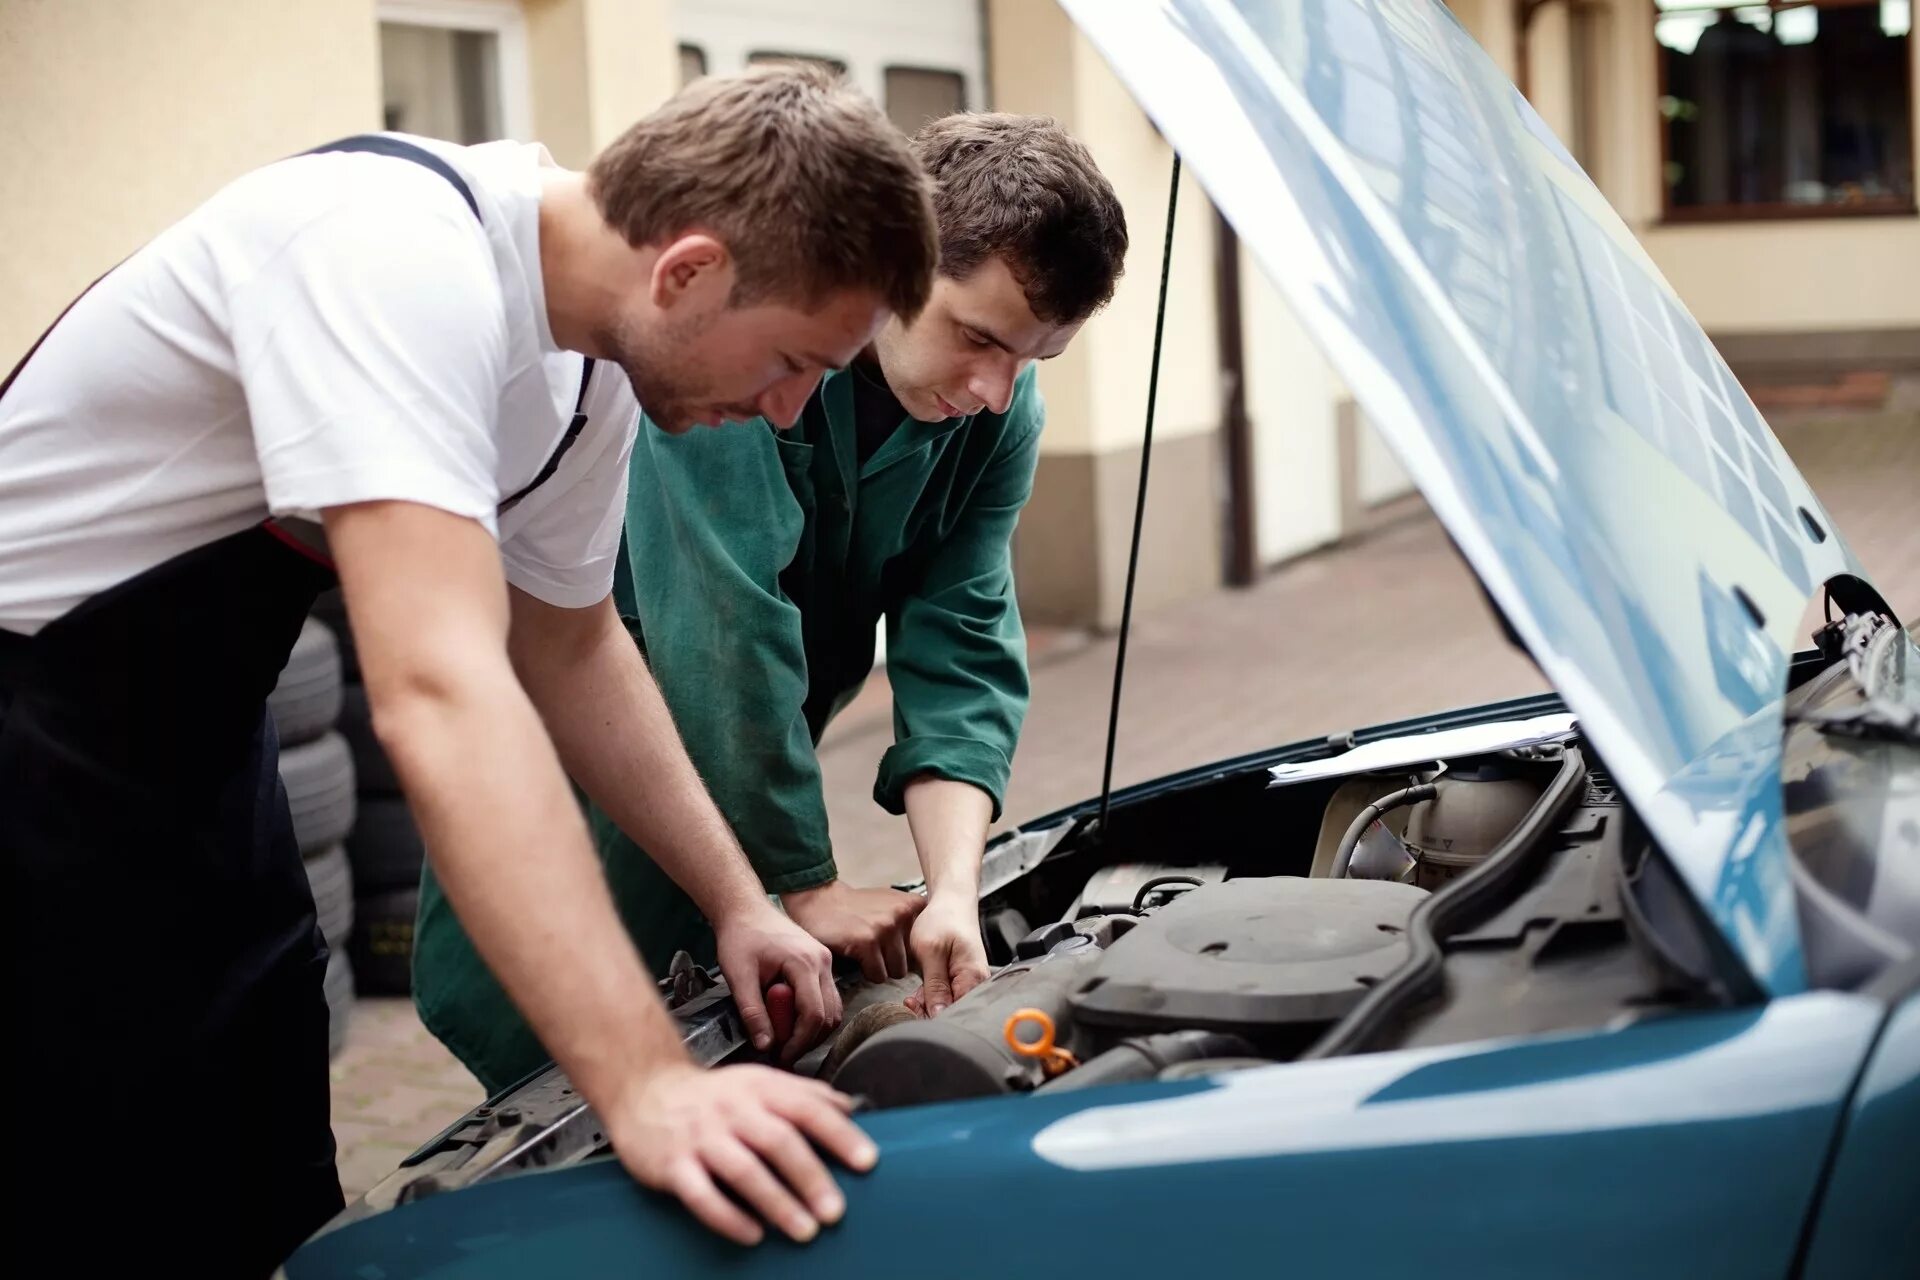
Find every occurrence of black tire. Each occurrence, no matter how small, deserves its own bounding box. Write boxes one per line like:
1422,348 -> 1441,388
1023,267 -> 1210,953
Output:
303,844 -> 355,951
268,618 -> 343,747
350,887 -> 418,997
336,683 -> 401,796
324,948 -> 355,1060
280,732 -> 356,855
310,589 -> 358,682
346,796 -> 423,893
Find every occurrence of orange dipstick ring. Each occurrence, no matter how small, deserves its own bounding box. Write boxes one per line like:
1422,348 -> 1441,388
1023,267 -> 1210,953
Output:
1003,1007 -> 1079,1077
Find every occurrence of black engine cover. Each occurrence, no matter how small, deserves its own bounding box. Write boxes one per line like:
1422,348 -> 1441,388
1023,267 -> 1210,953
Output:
1068,877 -> 1427,1039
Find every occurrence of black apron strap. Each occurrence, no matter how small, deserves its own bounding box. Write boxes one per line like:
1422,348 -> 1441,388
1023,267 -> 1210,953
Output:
301,136 -> 599,514
3,134 -> 483,413
500,356 -> 598,513
303,133 -> 481,220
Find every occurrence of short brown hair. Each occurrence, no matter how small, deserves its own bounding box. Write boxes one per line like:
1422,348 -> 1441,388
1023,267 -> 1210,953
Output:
588,65 -> 937,321
914,113 -> 1128,324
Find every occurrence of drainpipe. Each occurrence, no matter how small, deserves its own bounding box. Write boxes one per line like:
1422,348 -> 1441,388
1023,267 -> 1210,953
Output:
1514,0 -> 1564,100
1215,211 -> 1256,588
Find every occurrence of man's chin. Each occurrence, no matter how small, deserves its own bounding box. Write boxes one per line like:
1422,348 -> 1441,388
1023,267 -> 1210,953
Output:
904,394 -> 951,424
647,410 -> 698,435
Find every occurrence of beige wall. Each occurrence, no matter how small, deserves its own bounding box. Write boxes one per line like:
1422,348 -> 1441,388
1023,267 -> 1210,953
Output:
1072,49 -> 1222,453
525,0 -> 677,168
988,0 -> 1221,458
989,0 -> 1225,627
0,0 -> 681,363
1451,0 -> 1519,80
1645,217 -> 1920,333
984,0 -> 1093,455
1524,2 -> 1576,147
0,0 -> 382,364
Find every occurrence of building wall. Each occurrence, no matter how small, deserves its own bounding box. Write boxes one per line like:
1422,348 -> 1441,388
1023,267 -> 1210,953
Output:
0,0 -> 382,364
0,0 -> 681,365
7,0 -> 1907,633
989,0 -> 1225,630
526,0 -> 677,167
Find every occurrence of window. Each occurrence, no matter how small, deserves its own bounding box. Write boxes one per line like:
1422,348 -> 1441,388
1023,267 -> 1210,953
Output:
884,66 -> 966,133
381,24 -> 501,141
747,50 -> 849,77
378,2 -> 530,143
679,43 -> 708,88
1656,0 -> 1915,219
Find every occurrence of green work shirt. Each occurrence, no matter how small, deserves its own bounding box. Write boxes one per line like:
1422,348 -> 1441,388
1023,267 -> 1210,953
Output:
413,367 -> 1043,1091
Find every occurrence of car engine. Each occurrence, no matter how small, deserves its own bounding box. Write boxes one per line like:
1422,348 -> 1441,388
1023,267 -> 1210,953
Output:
822,874 -> 1428,1108
339,738 -> 1716,1219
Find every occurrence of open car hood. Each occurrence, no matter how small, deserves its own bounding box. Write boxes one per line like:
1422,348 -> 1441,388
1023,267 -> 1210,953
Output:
1060,0 -> 1894,993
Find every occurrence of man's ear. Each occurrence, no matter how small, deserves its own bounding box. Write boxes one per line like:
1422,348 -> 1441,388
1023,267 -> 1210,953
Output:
651,233 -> 731,310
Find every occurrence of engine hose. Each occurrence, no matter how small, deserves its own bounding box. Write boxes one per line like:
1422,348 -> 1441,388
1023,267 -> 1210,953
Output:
1035,1030 -> 1257,1093
818,1001 -> 921,1081
1330,783 -> 1439,880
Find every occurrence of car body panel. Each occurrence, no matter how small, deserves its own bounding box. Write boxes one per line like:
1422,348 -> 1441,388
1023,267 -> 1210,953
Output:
1054,0 -> 1897,994
284,993 -> 1878,1278
1799,985 -> 1920,1278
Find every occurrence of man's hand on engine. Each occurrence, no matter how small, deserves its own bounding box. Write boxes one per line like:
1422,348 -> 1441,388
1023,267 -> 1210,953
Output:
713,901 -> 842,1064
904,891 -> 990,1017
782,879 -> 926,985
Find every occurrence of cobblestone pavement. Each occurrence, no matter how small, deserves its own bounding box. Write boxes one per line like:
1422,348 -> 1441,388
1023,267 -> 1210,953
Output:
328,993 -> 483,1200
326,401 -> 1916,1202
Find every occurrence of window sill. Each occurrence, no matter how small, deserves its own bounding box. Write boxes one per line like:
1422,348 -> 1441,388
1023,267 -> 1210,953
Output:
1658,202 -> 1918,227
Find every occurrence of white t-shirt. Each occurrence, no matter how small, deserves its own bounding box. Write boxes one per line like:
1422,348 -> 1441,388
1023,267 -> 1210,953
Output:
0,134 -> 637,635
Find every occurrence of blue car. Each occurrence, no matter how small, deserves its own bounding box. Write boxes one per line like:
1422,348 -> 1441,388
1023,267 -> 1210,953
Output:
284,1 -> 1918,1275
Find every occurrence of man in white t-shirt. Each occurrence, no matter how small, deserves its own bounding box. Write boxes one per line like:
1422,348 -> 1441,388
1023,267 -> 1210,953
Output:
0,66 -> 935,1273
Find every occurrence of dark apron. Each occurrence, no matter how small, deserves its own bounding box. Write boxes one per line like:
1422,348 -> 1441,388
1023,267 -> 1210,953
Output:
0,135 -> 584,1278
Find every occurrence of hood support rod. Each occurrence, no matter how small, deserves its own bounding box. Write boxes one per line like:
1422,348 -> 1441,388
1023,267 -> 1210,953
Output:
1096,154 -> 1182,839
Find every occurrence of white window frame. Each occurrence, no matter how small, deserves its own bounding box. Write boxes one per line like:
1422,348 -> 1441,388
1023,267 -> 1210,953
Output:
377,0 -> 534,142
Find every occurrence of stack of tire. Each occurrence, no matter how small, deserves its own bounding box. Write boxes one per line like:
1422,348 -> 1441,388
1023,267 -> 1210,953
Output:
311,589 -> 424,999
268,617 -> 356,1059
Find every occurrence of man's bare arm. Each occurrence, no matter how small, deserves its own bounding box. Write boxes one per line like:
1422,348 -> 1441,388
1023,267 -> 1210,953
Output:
901,776 -> 994,1014
323,501 -> 870,1244
505,588 -> 841,1056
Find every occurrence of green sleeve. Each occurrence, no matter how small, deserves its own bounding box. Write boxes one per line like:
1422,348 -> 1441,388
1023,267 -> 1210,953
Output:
874,375 -> 1043,820
617,418 -> 836,894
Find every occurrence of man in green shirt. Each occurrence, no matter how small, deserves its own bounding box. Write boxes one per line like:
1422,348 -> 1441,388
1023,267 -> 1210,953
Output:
416,113 -> 1128,1091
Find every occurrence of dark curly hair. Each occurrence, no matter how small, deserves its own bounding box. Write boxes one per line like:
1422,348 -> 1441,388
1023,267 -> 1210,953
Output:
913,112 -> 1128,324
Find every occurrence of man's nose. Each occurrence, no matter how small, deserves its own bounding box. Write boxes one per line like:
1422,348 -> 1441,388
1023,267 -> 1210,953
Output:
968,358 -> 1022,416
758,370 -> 821,429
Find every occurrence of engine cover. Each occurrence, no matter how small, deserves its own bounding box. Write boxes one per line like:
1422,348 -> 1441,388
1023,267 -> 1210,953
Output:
1068,877 -> 1427,1039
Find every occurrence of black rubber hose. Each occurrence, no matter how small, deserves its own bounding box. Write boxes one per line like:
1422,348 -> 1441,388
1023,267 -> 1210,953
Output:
1132,874 -> 1205,912
1329,783 -> 1439,880
1036,1031 -> 1257,1093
